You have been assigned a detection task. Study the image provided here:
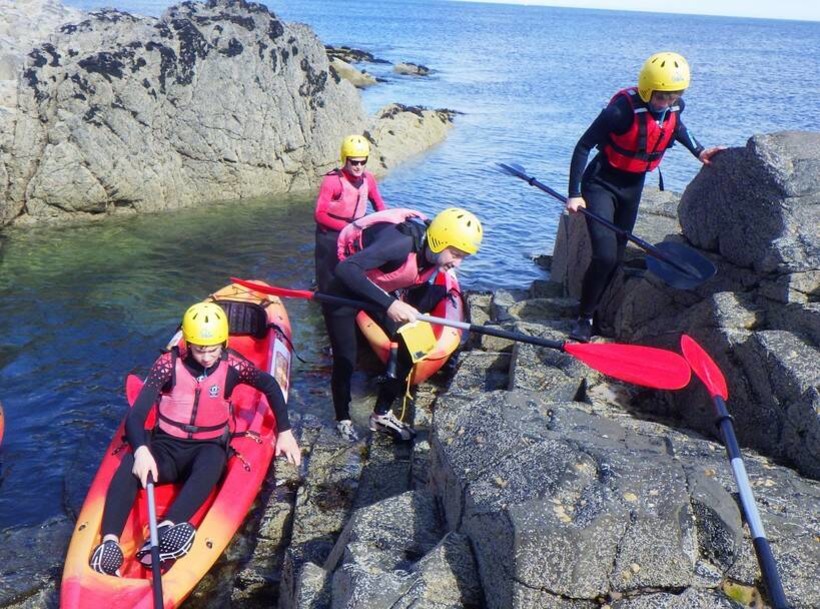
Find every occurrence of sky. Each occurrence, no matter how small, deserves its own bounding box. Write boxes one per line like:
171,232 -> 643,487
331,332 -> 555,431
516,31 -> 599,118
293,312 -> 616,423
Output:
455,0 -> 820,22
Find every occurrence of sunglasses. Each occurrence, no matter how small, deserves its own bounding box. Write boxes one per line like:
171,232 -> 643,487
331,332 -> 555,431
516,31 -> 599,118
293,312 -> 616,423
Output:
348,159 -> 367,166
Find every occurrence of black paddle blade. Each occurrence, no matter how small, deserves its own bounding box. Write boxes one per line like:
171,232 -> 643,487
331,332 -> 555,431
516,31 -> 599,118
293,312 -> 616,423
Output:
645,241 -> 716,289
497,162 -> 530,180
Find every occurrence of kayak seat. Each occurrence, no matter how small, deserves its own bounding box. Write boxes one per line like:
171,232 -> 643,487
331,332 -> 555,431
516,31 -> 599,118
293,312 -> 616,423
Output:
213,299 -> 269,340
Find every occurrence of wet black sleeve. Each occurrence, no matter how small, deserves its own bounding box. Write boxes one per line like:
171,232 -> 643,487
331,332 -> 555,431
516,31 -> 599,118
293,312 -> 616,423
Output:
673,99 -> 705,158
226,354 -> 291,433
125,353 -> 173,450
568,97 -> 634,197
334,226 -> 416,310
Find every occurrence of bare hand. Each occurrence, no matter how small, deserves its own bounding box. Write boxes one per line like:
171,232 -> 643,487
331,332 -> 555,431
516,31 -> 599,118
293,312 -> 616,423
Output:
698,146 -> 725,165
275,430 -> 301,466
132,445 -> 159,488
386,299 -> 419,324
565,196 -> 586,213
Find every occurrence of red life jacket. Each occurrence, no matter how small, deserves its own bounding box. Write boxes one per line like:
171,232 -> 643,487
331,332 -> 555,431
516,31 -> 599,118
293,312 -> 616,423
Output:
337,208 -> 436,293
157,349 -> 232,441
316,170 -> 370,230
602,88 -> 679,173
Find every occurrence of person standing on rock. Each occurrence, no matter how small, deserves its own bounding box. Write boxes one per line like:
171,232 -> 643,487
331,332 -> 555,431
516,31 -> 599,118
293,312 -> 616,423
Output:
314,134 -> 388,294
89,302 -> 300,576
325,207 -> 482,442
565,51 -> 723,342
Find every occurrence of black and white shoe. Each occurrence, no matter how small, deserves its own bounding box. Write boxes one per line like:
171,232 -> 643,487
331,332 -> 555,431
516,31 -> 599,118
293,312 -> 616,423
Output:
369,411 -> 415,441
569,317 -> 593,343
136,522 -> 196,566
90,539 -> 124,577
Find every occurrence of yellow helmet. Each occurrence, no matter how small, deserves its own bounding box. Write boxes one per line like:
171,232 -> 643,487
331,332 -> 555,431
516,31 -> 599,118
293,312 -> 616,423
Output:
182,302 -> 229,346
426,208 -> 483,255
637,52 -> 690,103
340,134 -> 370,165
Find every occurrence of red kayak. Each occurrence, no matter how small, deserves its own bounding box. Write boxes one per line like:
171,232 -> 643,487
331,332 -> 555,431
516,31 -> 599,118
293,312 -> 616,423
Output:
356,270 -> 465,384
61,281 -> 293,608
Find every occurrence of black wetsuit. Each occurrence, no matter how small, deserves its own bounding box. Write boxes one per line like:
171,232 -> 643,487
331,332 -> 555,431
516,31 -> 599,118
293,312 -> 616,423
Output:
568,95 -> 704,318
324,220 -> 442,421
101,349 -> 289,537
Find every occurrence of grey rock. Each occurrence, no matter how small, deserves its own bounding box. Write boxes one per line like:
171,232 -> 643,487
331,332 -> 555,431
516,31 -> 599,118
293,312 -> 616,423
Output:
0,516 -> 71,606
611,588 -> 741,608
429,388 -> 820,608
446,351 -> 511,395
687,469 -> 744,571
324,45 -> 389,65
551,131 -> 820,478
329,58 -> 377,89
0,1 -> 455,227
680,131 -> 820,273
393,62 -> 430,76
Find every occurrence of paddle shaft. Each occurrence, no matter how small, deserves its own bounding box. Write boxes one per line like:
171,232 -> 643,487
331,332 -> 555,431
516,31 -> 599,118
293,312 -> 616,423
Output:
306,289 -> 564,351
146,474 -> 164,609
508,167 -> 699,277
712,396 -> 789,609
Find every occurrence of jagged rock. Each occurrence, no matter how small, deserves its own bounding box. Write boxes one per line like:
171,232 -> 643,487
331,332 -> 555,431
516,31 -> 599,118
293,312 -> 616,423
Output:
279,423 -> 365,609
507,297 -> 579,324
687,470 -> 744,571
393,62 -> 430,76
429,389 -> 820,609
0,516 -> 71,607
1,0 -> 366,225
324,45 -> 389,65
446,350 -> 511,395
0,0 -> 83,109
328,57 -> 377,89
0,1 -> 455,227
548,131 -> 820,479
365,103 -> 455,175
680,131 -> 820,274
326,491 -> 482,609
611,588 -> 740,608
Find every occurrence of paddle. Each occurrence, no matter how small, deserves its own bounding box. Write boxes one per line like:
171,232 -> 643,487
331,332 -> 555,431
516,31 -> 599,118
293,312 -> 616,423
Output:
680,335 -> 789,609
497,162 -> 716,289
124,376 -> 164,607
145,472 -> 164,609
231,278 -> 692,390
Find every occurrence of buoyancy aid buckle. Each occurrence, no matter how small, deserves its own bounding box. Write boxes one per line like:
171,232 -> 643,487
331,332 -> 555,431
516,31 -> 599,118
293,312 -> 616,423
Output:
158,411 -> 229,435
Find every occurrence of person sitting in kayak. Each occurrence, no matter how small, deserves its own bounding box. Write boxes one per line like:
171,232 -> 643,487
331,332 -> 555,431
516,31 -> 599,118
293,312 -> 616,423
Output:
325,207 -> 483,442
565,51 -> 722,343
89,302 -> 301,576
314,134 -> 387,295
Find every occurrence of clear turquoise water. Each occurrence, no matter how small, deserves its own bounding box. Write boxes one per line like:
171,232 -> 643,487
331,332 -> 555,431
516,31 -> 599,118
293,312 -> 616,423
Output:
0,0 -> 817,531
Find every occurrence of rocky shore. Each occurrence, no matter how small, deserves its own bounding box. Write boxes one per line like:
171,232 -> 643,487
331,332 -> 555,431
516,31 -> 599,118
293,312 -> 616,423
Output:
0,1 -> 817,608
2,130 -> 819,609
0,0 -> 454,227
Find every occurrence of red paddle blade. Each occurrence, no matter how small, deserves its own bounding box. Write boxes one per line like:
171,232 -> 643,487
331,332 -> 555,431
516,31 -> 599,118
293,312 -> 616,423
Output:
564,342 -> 692,390
230,277 -> 315,300
680,335 -> 729,399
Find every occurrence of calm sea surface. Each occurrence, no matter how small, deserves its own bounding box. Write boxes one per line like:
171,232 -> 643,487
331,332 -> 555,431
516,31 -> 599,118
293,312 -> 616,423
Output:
0,0 -> 817,532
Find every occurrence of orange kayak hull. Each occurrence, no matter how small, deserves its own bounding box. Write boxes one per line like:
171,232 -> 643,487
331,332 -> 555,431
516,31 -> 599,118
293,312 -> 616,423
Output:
356,271 -> 464,384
